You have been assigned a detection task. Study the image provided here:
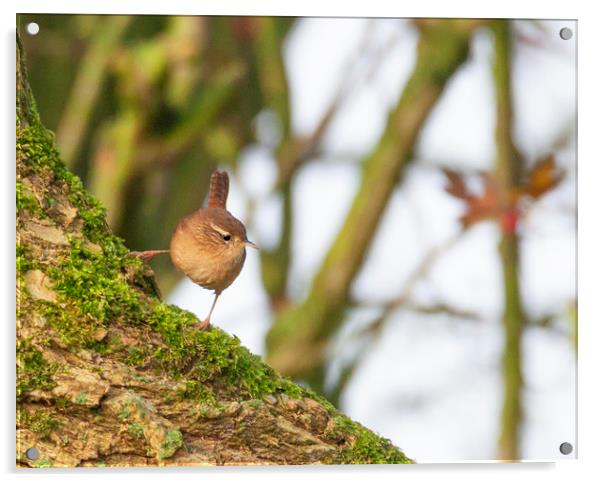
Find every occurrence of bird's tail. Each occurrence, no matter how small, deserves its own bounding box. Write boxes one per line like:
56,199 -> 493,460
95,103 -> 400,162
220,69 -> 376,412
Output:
207,170 -> 229,209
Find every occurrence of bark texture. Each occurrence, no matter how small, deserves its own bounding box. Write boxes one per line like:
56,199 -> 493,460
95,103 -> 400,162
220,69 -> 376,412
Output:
15,34 -> 412,468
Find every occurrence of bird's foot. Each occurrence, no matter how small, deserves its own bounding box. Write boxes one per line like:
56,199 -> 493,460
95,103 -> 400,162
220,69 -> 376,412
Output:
195,318 -> 211,331
128,250 -> 169,262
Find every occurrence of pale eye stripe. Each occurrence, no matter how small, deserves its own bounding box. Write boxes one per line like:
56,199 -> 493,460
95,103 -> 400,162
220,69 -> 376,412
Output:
210,223 -> 231,238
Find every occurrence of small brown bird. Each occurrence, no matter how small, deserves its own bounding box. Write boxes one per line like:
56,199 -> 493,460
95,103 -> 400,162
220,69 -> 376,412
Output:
130,170 -> 257,330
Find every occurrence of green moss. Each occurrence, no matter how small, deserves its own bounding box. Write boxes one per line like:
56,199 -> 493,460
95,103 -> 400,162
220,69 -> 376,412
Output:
16,244 -> 38,276
147,302 -> 309,403
70,191 -> 108,239
49,240 -> 144,323
87,335 -> 123,356
17,109 -> 148,352
176,380 -> 216,405
16,181 -> 44,218
41,239 -> 150,348
338,425 -> 411,464
16,119 -> 127,257
74,391 -> 88,405
118,399 -> 132,421
41,302 -> 100,348
26,411 -> 61,439
31,458 -> 54,468
134,396 -> 149,418
128,422 -> 145,439
124,346 -> 146,366
312,407 -> 413,464
148,303 -> 199,365
16,340 -> 57,399
17,124 -> 60,175
158,428 -> 183,460
320,413 -> 412,464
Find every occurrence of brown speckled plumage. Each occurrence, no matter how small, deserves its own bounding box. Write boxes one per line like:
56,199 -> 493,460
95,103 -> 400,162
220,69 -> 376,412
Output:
132,170 -> 256,330
170,207 -> 248,293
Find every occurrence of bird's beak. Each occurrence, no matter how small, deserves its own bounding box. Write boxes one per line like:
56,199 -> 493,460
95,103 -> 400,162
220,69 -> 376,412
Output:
245,240 -> 259,250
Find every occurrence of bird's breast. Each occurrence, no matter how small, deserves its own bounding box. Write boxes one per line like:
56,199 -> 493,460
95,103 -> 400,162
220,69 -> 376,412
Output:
170,222 -> 246,292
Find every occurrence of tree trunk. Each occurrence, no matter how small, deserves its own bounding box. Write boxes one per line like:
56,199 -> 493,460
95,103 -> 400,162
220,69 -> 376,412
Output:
15,34 -> 412,468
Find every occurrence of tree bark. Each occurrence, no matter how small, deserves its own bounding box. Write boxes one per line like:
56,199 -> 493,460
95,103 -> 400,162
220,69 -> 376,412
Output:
15,33 -> 412,468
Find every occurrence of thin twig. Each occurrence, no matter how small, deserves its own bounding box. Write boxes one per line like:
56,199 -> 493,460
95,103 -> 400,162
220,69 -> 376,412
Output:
281,21 -> 404,180
359,230 -> 466,337
325,230 -> 469,403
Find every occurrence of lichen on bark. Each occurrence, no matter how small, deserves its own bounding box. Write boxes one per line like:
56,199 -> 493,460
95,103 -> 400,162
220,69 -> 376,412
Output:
15,33 -> 412,467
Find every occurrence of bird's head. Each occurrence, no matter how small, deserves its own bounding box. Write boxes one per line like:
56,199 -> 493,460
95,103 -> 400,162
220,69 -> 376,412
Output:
202,208 -> 258,256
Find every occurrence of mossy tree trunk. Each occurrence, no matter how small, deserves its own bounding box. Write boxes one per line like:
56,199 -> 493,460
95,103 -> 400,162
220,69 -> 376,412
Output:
16,34 -> 412,467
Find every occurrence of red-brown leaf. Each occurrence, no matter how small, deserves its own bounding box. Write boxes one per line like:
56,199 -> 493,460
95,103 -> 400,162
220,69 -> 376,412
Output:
443,168 -> 471,200
444,169 -> 504,228
459,172 -> 502,227
523,155 -> 564,199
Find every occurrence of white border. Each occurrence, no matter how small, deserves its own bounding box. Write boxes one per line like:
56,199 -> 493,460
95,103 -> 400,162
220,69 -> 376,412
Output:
6,0 -> 581,18
3,1 -> 601,482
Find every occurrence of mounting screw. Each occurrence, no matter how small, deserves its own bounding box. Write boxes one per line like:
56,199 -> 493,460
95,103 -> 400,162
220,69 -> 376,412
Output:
26,22 -> 40,36
559,442 -> 573,455
559,27 -> 573,40
25,447 -> 40,460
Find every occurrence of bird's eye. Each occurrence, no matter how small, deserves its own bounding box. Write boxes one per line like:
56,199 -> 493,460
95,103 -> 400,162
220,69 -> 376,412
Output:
222,234 -> 231,241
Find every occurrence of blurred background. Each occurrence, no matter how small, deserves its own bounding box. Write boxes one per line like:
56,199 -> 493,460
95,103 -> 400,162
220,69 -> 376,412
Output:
18,15 -> 576,462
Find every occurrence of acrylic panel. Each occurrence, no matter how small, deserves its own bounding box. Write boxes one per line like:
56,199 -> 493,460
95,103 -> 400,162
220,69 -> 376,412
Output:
16,14 -> 577,467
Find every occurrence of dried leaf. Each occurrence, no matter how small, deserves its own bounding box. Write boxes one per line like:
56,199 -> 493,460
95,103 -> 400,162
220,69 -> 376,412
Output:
443,157 -> 564,230
442,168 -> 470,199
444,170 -> 502,228
523,155 -> 564,199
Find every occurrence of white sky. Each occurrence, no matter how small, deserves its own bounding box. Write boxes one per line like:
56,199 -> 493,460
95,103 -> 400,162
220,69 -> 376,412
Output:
170,18 -> 576,462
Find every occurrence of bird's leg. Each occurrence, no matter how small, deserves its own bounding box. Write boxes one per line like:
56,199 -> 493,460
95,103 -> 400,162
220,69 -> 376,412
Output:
197,292 -> 221,331
128,250 -> 170,262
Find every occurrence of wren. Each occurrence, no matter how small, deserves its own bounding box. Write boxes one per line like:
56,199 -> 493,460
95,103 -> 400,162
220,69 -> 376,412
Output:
130,170 -> 257,330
